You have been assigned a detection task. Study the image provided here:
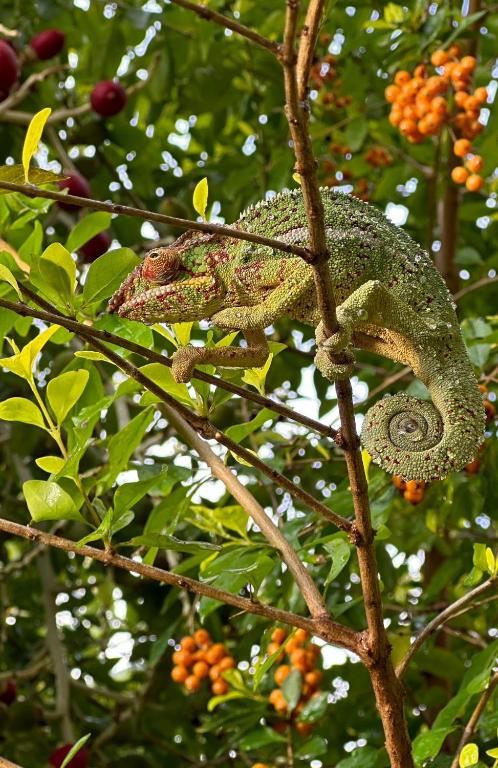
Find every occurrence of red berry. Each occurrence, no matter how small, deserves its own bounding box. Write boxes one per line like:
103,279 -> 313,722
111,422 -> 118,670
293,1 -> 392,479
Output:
90,80 -> 127,117
29,29 -> 65,60
0,678 -> 17,705
48,744 -> 89,768
0,40 -> 19,97
57,173 -> 91,211
79,231 -> 111,262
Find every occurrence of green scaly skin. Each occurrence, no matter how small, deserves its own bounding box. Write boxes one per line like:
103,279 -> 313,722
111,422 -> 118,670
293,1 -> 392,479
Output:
109,189 -> 485,482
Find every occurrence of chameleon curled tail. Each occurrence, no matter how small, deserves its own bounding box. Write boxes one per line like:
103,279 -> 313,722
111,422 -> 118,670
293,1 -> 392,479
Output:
360,363 -> 485,482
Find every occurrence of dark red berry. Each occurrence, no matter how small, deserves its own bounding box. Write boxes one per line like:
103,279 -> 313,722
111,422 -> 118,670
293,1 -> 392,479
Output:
90,80 -> 127,117
80,231 -> 111,262
0,40 -> 19,97
48,744 -> 89,768
0,678 -> 16,705
57,173 -> 91,211
29,29 -> 65,60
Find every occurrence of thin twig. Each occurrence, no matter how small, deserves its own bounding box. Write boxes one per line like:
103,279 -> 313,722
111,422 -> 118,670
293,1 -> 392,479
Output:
453,274 -> 498,301
396,577 -> 496,678
169,0 -> 281,56
450,671 -> 498,768
0,180 -> 311,260
0,518 -> 359,650
0,65 -> 68,115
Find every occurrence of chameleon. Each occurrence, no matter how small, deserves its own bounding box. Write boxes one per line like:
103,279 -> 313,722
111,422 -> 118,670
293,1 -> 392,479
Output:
108,188 -> 485,482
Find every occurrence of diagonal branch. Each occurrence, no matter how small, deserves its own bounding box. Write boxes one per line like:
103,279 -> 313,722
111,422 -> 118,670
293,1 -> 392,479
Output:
296,0 -> 326,100
0,518 -> 358,650
0,180 -> 311,260
0,294 -> 350,534
450,671 -> 498,768
396,577 -> 496,678
0,65 -> 68,115
168,0 -> 281,56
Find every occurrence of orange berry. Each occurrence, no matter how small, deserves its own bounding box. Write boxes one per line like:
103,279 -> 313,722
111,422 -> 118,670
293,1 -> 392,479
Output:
296,721 -> 313,736
385,84 -> 401,103
474,87 -> 487,103
274,665 -> 292,686
269,688 -> 288,713
426,75 -> 447,95
252,764 -> 269,768
451,166 -> 469,184
184,675 -> 201,692
484,400 -> 496,421
466,173 -> 484,192
305,670 -> 323,688
211,679 -> 229,695
405,480 -> 425,492
466,155 -> 483,173
271,628 -> 287,645
455,90 -> 469,108
193,628 -> 211,646
404,490 -> 425,505
399,118 -> 418,136
414,64 -> 427,78
454,138 -> 471,157
431,96 -> 447,115
294,629 -> 310,644
389,108 -> 403,126
416,100 -> 430,118
180,636 -> 197,652
442,61 -> 456,79
448,44 -> 461,57
392,475 -> 407,490
431,50 -> 449,67
460,55 -> 477,72
193,661 -> 209,679
464,95 -> 480,112
172,649 -> 194,667
479,384 -> 488,393
308,643 -> 321,658
394,71 -> 411,86
468,120 -> 484,137
465,457 -> 481,475
205,643 -> 227,665
171,665 -> 189,683
268,642 -> 283,656
424,112 -> 443,134
219,656 -> 236,671
403,105 -> 418,120
209,664 -> 222,681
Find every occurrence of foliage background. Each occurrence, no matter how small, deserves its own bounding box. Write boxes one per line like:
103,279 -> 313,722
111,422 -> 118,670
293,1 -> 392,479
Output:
0,1 -> 497,766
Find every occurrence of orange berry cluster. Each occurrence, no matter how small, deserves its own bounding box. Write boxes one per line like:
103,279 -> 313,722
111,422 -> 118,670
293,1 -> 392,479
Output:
364,146 -> 392,167
451,139 -> 484,191
386,46 -> 487,157
171,629 -> 235,696
268,628 -> 322,737
392,476 -> 426,505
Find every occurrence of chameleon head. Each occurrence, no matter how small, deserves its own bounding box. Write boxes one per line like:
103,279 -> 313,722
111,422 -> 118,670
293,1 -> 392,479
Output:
108,235 -> 225,323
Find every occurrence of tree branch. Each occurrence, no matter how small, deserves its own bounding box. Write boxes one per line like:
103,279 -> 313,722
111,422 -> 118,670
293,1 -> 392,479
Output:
0,65 -> 68,115
0,518 -> 358,651
296,0 -> 326,100
450,671 -> 498,768
0,181 -> 311,260
396,577 -> 496,678
168,0 -> 281,57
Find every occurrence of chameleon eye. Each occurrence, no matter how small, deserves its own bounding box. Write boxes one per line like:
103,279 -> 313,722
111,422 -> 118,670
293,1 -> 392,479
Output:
143,249 -> 181,284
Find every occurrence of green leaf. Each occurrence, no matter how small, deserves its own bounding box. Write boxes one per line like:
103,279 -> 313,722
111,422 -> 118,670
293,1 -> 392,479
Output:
281,667 -> 302,711
0,325 -> 59,380
30,257 -> 73,312
0,397 -> 46,429
193,177 -> 208,219
59,735 -> 91,768
295,735 -> 327,758
473,543 -> 488,572
66,212 -> 112,253
41,242 -> 76,291
74,350 -> 110,362
485,547 -> 496,576
0,264 -> 21,298
35,456 -> 66,474
82,247 -> 140,307
207,690 -> 246,711
172,322 -> 193,347
239,726 -> 286,749
297,691 -> 329,723
0,164 -> 64,195
22,108 -> 52,182
139,363 -> 193,407
345,116 -> 368,152
412,727 -> 454,765
124,534 -> 221,553
459,744 -> 479,768
225,408 -> 274,444
336,747 -> 384,768
47,369 -> 89,424
106,407 -> 153,484
23,480 -> 85,523
323,535 -> 352,587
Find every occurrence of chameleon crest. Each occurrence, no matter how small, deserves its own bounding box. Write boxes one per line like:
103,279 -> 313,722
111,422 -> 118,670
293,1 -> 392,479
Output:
109,189 -> 485,482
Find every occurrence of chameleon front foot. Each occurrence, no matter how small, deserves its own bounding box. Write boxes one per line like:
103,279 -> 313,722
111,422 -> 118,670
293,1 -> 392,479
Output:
314,321 -> 355,381
171,346 -> 201,383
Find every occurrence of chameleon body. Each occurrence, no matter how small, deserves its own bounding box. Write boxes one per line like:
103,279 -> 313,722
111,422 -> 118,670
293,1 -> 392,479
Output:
109,189 -> 484,482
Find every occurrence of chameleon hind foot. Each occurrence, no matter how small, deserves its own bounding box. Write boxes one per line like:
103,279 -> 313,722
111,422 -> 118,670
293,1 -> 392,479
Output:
314,320 -> 356,381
